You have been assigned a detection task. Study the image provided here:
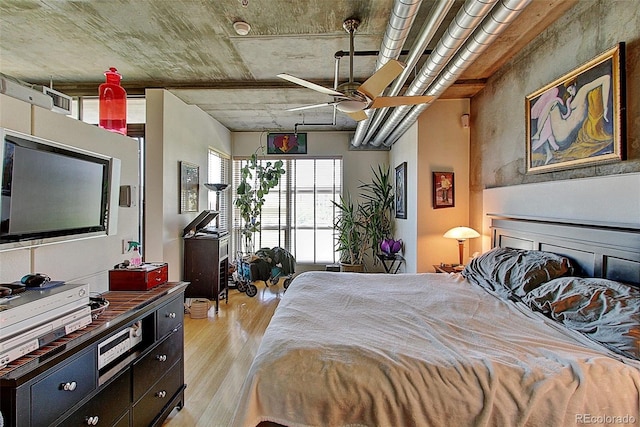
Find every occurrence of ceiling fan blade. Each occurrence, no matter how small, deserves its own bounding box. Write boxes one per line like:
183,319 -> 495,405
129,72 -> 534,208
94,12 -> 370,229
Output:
358,60 -> 405,99
346,110 -> 368,121
277,73 -> 344,96
286,102 -> 336,112
369,95 -> 435,109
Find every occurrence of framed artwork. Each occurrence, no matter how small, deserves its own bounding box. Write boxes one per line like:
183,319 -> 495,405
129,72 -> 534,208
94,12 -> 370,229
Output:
525,43 -> 626,174
267,133 -> 307,154
180,161 -> 199,213
395,162 -> 407,219
433,172 -> 454,209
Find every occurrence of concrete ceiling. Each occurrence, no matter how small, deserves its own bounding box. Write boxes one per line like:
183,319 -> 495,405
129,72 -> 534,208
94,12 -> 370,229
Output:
0,0 -> 575,133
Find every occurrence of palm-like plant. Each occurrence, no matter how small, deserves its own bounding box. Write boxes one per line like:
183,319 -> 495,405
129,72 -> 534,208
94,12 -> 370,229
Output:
332,165 -> 395,267
332,194 -> 367,265
359,165 -> 394,259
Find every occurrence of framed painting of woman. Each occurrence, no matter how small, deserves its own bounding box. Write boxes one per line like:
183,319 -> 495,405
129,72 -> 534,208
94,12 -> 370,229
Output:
525,43 -> 625,173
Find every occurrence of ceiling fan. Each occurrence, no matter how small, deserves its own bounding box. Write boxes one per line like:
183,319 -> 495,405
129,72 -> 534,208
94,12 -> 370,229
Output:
277,18 -> 435,121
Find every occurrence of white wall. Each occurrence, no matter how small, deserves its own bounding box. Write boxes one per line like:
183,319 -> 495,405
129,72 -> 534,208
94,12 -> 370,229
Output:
390,99 -> 471,272
145,89 -> 231,281
390,123 -> 418,273
0,94 -> 139,293
481,173 -> 640,251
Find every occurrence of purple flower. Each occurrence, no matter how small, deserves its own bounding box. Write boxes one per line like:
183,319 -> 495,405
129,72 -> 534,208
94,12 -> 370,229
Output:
380,238 -> 402,255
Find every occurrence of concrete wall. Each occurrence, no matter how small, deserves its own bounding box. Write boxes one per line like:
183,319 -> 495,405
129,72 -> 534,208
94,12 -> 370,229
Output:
470,0 -> 640,250
145,89 -> 231,281
0,94 -> 139,293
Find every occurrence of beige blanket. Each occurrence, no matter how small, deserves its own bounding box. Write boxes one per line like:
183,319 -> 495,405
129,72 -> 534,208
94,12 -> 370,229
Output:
232,272 -> 640,427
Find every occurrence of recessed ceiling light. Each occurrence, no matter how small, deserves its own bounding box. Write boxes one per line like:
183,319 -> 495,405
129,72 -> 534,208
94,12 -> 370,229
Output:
233,21 -> 251,36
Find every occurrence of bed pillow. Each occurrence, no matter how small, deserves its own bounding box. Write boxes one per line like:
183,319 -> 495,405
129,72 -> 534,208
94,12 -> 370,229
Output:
523,277 -> 640,360
461,247 -> 573,297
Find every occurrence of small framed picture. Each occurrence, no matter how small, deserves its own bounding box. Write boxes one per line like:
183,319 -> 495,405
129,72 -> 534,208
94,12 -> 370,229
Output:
395,162 -> 407,219
433,172 -> 454,209
267,133 -> 307,154
180,161 -> 199,213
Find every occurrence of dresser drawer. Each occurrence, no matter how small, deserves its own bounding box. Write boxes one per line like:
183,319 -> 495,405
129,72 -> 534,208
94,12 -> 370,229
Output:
60,368 -> 131,426
156,295 -> 184,339
132,328 -> 183,401
132,361 -> 182,427
31,349 -> 97,426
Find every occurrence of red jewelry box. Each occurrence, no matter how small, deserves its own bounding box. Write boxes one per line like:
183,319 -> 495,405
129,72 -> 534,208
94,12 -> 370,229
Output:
109,263 -> 168,291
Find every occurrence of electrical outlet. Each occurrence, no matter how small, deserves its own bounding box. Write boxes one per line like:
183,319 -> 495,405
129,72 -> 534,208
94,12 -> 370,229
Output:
122,239 -> 134,254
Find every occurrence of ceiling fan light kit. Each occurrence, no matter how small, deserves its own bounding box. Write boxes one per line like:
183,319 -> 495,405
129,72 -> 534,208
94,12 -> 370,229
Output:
278,18 -> 433,121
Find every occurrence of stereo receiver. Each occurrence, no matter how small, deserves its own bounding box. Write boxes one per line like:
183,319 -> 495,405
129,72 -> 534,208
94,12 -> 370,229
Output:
97,320 -> 142,370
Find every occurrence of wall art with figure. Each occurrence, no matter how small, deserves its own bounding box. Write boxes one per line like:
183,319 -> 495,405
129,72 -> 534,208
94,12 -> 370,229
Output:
525,43 -> 625,173
395,162 -> 407,219
267,133 -> 307,154
433,172 -> 454,209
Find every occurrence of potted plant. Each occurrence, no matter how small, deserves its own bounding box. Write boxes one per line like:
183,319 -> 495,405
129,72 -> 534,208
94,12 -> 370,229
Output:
359,165 -> 395,260
332,194 -> 367,271
234,148 -> 285,253
332,165 -> 397,271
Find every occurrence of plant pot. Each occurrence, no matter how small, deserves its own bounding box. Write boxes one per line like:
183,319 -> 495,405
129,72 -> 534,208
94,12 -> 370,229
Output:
340,262 -> 364,273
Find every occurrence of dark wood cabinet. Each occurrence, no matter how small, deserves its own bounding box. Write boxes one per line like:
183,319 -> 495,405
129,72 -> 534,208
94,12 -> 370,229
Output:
183,234 -> 229,311
0,282 -> 187,427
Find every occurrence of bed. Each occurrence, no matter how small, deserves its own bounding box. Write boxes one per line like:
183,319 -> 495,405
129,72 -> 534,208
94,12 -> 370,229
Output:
232,217 -> 640,427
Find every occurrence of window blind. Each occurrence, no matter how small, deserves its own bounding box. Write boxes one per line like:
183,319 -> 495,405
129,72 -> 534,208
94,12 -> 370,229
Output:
207,149 -> 229,231
232,157 -> 341,264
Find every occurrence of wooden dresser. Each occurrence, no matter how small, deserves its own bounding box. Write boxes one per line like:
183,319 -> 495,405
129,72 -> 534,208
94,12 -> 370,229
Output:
183,233 -> 229,311
0,282 -> 188,426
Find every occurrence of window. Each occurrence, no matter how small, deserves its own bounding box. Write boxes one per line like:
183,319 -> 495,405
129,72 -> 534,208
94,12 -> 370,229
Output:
72,96 -> 147,125
208,149 -> 230,231
232,157 -> 342,264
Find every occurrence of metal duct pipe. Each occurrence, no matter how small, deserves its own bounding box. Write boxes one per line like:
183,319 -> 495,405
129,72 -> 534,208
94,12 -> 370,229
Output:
384,0 -> 531,145
352,0 -> 455,147
350,0 -> 423,148
369,0 -> 498,146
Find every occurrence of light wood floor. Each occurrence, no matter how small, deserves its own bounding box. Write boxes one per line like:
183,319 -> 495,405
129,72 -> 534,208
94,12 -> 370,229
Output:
164,284 -> 283,427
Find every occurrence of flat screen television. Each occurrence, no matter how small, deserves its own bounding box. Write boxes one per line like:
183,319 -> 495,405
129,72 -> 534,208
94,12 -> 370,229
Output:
0,128 -> 120,250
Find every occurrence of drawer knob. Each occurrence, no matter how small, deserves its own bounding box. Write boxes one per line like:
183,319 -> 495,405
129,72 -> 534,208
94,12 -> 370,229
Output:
156,390 -> 167,398
166,312 -> 176,319
61,381 -> 77,391
156,354 -> 168,362
86,415 -> 100,425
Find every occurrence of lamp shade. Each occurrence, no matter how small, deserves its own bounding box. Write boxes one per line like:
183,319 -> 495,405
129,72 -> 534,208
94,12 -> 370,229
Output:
204,183 -> 229,192
443,226 -> 480,241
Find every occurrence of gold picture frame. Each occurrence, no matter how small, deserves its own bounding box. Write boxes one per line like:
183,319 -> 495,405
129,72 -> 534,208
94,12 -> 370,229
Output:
525,43 -> 626,174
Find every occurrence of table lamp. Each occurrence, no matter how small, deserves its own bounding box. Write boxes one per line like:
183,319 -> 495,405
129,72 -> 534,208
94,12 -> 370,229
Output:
443,226 -> 480,266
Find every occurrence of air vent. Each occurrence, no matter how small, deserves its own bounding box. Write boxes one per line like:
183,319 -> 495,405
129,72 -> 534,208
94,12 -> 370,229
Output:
40,86 -> 73,115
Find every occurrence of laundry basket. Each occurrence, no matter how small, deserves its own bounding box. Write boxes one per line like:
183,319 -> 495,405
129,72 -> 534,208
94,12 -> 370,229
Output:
189,299 -> 210,319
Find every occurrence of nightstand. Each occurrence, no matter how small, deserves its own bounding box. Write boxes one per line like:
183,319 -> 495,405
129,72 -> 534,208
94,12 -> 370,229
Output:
377,253 -> 405,274
433,264 -> 463,274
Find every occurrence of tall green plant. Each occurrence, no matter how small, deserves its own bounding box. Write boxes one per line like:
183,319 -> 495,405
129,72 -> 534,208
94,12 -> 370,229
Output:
332,194 -> 367,265
235,149 -> 285,252
332,165 -> 395,266
359,165 -> 394,257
